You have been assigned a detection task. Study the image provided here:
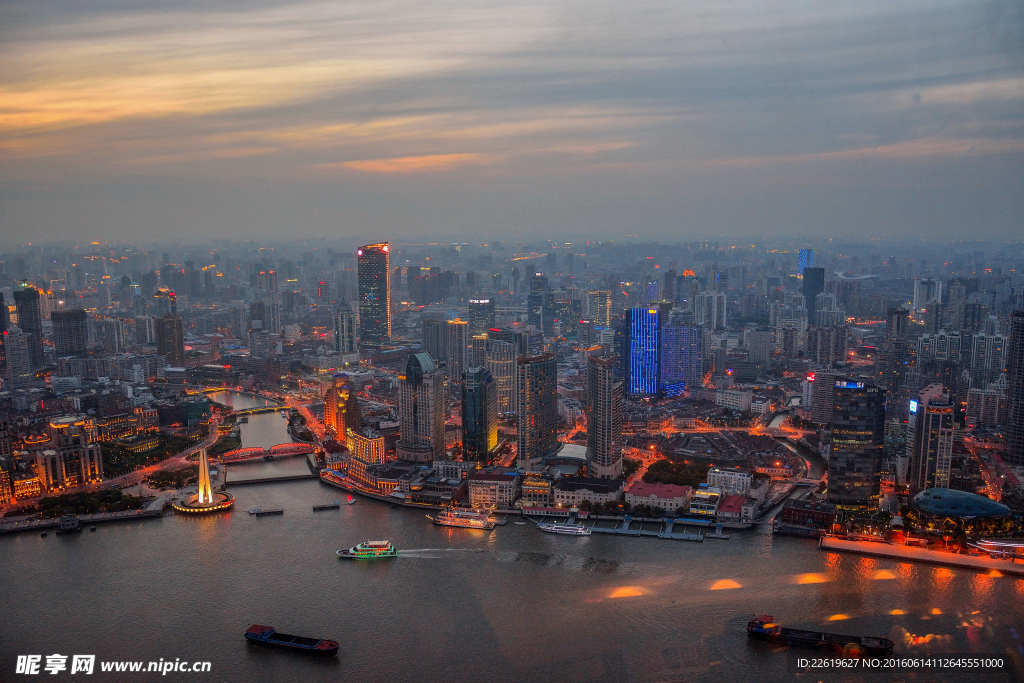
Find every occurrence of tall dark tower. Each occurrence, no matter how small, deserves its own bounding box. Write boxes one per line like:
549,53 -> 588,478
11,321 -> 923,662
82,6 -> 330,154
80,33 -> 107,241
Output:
1006,310 -> 1024,466
52,309 -> 89,357
517,353 -> 560,468
357,243 -> 391,346
827,380 -> 886,506
802,267 -> 825,327
462,367 -> 498,462
586,355 -> 623,478
13,284 -> 45,369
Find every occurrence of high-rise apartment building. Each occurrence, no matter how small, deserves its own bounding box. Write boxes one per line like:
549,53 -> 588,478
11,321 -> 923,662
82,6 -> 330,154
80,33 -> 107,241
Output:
156,314 -> 185,366
396,353 -> 446,462
333,299 -> 357,356
586,355 -> 623,478
422,318 -> 448,362
13,284 -> 45,369
827,380 -> 886,506
1005,310 -> 1024,466
909,385 -> 954,493
660,320 -> 703,395
746,329 -> 772,365
588,290 -> 612,327
2,328 -> 33,389
357,242 -> 391,345
693,290 -> 726,330
462,367 -> 498,462
876,307 -> 910,392
52,309 -> 89,357
517,353 -> 560,468
809,370 -> 841,425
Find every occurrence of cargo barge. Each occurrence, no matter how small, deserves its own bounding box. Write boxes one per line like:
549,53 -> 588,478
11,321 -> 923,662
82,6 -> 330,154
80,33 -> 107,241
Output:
747,614 -> 893,656
244,624 -> 338,657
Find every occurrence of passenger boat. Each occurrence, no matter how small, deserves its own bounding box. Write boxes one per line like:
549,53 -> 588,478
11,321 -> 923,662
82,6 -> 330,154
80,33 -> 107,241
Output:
337,540 -> 398,560
747,614 -> 894,656
244,624 -> 338,657
347,495 -> 356,505
432,508 -> 496,530
537,523 -> 591,536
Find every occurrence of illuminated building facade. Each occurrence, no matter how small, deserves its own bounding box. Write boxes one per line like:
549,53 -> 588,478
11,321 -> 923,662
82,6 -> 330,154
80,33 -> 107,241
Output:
462,367 -> 498,462
827,381 -> 886,506
445,319 -> 470,381
324,374 -> 363,436
357,242 -> 391,345
628,307 -> 660,396
484,339 -> 515,414
396,353 -> 446,462
588,290 -> 611,327
797,248 -> 814,275
909,386 -> 954,493
468,299 -> 496,335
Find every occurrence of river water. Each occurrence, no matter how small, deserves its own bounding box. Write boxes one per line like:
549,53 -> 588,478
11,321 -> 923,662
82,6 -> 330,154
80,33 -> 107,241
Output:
2,393 -> 1023,682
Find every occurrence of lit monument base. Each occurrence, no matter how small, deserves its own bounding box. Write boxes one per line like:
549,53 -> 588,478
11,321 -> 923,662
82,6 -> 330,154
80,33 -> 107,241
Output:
172,490 -> 235,514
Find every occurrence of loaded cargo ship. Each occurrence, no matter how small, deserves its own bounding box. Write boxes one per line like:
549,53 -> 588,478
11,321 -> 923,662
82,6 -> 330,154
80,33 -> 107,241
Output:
431,508 -> 496,530
244,625 -> 339,657
747,614 -> 894,656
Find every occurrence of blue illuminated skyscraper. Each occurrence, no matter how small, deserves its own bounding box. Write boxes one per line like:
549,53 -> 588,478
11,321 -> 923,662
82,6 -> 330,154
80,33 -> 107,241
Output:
798,249 -> 814,276
628,307 -> 660,396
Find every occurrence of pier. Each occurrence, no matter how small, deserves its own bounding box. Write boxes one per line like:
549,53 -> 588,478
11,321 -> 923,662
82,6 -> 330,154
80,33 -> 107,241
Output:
819,535 -> 1024,576
0,509 -> 164,535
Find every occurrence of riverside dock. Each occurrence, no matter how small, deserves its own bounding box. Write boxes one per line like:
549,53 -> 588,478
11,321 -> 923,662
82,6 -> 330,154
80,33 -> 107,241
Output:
0,508 -> 164,535
819,535 -> 1024,576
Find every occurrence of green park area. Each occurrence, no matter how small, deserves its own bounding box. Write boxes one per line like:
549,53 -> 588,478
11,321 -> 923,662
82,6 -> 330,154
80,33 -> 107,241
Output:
36,490 -> 145,519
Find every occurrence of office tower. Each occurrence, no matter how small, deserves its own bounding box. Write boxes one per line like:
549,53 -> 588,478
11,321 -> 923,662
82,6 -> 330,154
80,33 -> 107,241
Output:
2,328 -> 33,389
469,333 -> 488,369
153,286 -> 176,316
660,320 -> 703,395
588,290 -> 612,327
52,309 -> 89,357
333,299 -> 357,355
798,248 -> 814,275
802,267 -> 825,328
628,306 -> 660,396
357,242 -> 391,345
396,353 -> 446,462
13,284 -> 45,369
462,367 -> 498,462
909,385 -> 954,493
827,380 -> 886,506
747,329 -> 772,365
586,355 -> 623,478
445,319 -> 470,381
807,325 -> 848,366
156,314 -> 185,366
468,298 -> 496,335
913,277 -> 943,313
693,290 -> 726,329
517,353 -> 560,468
809,370 -> 841,425
1006,310 -> 1024,466
876,307 -> 909,391
422,318 -> 448,362
135,315 -> 156,345
484,339 -> 515,414
324,374 -> 363,436
253,270 -> 280,333
528,273 -> 551,334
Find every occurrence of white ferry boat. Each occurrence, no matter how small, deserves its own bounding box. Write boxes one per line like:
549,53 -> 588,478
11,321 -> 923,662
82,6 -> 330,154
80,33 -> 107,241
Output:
537,523 -> 591,536
431,508 -> 496,530
337,540 -> 398,560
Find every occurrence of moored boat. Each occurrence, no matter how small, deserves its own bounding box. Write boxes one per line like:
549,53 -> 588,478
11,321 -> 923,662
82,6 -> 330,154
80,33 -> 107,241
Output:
747,614 -> 893,656
433,508 -> 496,530
537,523 -> 591,536
337,540 -> 398,560
244,624 -> 338,657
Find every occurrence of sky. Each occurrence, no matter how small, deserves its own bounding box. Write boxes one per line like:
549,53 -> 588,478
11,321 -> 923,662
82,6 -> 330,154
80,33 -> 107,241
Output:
1,0 -> 1022,244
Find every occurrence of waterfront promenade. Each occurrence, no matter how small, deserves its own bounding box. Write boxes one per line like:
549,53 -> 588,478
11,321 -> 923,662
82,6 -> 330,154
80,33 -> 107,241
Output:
819,535 -> 1024,576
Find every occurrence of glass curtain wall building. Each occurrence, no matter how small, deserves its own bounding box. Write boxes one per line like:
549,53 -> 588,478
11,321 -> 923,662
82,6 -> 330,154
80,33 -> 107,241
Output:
357,242 -> 391,345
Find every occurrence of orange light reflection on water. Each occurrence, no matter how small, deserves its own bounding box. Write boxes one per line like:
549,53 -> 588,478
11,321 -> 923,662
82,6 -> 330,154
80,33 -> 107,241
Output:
710,579 -> 742,590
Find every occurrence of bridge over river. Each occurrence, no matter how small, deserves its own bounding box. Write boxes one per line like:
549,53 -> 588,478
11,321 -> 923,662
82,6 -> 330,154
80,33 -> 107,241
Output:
219,443 -> 314,463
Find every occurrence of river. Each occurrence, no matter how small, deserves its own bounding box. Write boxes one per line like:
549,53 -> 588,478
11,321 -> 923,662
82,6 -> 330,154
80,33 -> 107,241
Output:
2,393 -> 1022,682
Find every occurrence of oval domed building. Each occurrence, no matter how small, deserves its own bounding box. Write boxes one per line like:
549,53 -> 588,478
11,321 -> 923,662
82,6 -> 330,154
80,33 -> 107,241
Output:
912,488 -> 1010,519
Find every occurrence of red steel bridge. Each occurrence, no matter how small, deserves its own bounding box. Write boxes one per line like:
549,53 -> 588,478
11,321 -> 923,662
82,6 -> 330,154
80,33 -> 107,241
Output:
220,443 -> 314,463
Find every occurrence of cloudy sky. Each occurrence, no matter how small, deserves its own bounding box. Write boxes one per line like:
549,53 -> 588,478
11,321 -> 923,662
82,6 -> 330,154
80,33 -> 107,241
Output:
1,0 -> 1022,244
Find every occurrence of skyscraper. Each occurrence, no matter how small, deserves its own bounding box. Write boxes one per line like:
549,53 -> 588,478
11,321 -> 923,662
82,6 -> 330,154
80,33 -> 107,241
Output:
52,309 -> 89,357
586,355 -> 623,478
588,290 -> 612,327
528,273 -> 550,334
324,374 -> 363,436
396,353 -> 446,462
462,367 -> 498,462
13,284 -> 44,369
827,380 -> 886,506
801,267 -> 825,328
798,248 -> 814,275
256,270 -> 280,333
693,290 -> 726,329
484,339 -> 515,414
422,318 -> 448,363
1005,310 -> 1024,466
357,242 -> 391,345
333,299 -> 357,356
517,353 -> 560,468
627,306 -> 660,396
2,328 -> 33,389
156,314 -> 185,366
909,385 -> 954,493
445,319 -> 470,381
660,319 -> 703,395
877,307 -> 910,392
468,298 -> 496,335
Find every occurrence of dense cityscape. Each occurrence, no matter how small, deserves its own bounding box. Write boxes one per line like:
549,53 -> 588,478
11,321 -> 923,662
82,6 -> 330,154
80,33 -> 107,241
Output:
1,238 -> 1022,549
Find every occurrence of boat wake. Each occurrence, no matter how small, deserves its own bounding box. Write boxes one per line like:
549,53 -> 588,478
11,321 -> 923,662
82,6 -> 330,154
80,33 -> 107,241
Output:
397,548 -> 486,558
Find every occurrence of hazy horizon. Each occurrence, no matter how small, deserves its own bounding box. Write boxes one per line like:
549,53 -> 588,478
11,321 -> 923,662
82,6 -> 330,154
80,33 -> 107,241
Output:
2,0 -> 1022,243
